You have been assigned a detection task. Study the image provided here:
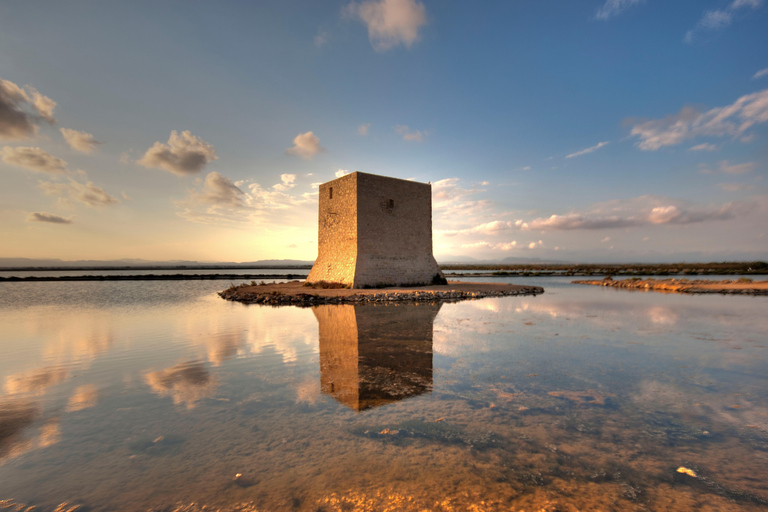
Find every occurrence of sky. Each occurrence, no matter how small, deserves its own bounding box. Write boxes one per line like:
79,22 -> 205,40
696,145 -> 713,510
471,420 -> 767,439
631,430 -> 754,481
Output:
1,0 -> 767,263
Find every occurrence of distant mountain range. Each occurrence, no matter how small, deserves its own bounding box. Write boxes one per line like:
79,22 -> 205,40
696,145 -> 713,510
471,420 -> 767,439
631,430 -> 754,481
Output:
0,258 -> 315,268
436,255 -> 569,265
0,256 -> 569,269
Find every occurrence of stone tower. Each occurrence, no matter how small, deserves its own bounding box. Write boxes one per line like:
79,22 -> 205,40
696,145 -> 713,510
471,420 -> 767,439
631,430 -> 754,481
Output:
306,171 -> 445,288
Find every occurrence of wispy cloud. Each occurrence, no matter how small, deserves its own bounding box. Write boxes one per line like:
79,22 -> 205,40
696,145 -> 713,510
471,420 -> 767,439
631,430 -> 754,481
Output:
628,89 -> 768,150
522,196 -> 753,230
272,173 -> 296,191
177,172 -> 316,225
138,130 -> 218,176
1,146 -> 66,174
60,128 -> 101,153
314,30 -> 329,47
285,131 -> 325,160
186,172 -> 249,209
358,123 -> 371,136
689,143 -> 719,151
460,240 -> 520,251
565,141 -> 609,159
755,67 -> 768,79
26,212 -> 73,224
595,0 -> 643,21
685,0 -> 763,43
394,124 -> 426,142
718,183 -> 754,191
344,0 -> 427,51
699,160 -> 756,174
0,77 -> 56,140
39,176 -> 120,207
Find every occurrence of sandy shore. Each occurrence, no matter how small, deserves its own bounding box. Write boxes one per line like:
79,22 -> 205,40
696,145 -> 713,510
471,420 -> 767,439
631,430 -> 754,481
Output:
219,280 -> 544,306
573,277 -> 768,295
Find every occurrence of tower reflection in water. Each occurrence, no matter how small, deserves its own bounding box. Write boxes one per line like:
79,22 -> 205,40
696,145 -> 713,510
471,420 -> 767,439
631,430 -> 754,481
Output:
313,302 -> 441,411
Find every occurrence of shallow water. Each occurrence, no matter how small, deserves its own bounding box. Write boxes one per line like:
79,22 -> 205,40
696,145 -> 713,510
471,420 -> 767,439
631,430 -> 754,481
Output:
0,279 -> 767,511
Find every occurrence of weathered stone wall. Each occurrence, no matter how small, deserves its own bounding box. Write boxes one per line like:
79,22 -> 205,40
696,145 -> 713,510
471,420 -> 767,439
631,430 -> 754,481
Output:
354,173 -> 442,288
306,171 -> 444,288
306,173 -> 358,286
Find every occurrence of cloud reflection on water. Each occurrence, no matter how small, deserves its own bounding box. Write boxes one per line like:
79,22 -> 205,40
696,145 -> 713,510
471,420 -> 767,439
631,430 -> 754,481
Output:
144,361 -> 218,409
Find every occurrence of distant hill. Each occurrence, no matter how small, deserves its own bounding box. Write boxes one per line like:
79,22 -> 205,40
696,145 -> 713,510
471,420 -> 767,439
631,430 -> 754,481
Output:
0,258 -> 314,269
436,255 -> 570,265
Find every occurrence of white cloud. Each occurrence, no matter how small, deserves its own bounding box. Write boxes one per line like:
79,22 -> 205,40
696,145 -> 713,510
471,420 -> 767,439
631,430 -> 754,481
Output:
394,124 -> 426,142
595,0 -> 643,21
460,240 -> 518,251
60,128 -> 101,153
39,176 -> 120,207
685,0 -> 763,43
438,219 -> 516,237
754,67 -> 768,79
1,146 -> 66,174
273,173 -> 296,191
718,183 -> 754,191
0,77 -> 56,140
285,131 -> 324,160
335,169 -> 350,178
720,160 -> 756,174
689,143 -> 719,151
432,178 -> 484,210
461,241 -> 493,249
358,123 -> 371,136
700,160 -> 756,174
565,141 -> 609,159
523,195 -> 754,230
497,241 -> 517,251
345,0 -> 427,51
138,130 -> 218,176
188,172 -> 248,209
27,212 -> 73,224
314,30 -> 329,47
177,172 -> 317,225
601,236 -> 611,242
629,89 -> 768,150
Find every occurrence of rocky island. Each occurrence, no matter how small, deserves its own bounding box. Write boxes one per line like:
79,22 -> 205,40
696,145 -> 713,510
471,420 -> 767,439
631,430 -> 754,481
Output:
219,280 -> 544,306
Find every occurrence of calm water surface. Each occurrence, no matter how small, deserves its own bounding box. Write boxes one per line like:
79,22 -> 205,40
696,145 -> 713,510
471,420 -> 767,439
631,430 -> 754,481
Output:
1,278 -> 767,511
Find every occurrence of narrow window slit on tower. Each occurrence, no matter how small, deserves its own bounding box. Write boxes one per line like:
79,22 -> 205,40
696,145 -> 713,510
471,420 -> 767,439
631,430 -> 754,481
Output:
329,187 -> 333,199
388,199 -> 394,209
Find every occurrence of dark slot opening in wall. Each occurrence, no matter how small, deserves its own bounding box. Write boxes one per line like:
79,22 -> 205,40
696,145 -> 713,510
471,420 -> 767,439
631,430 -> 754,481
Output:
329,187 -> 333,199
388,199 -> 394,209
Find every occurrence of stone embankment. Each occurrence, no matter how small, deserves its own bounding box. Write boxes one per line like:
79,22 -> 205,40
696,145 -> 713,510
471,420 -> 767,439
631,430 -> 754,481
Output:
219,281 -> 544,306
574,277 -> 768,295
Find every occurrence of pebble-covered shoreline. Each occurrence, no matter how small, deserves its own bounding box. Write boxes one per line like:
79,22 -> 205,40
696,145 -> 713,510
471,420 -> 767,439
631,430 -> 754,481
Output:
219,283 -> 544,306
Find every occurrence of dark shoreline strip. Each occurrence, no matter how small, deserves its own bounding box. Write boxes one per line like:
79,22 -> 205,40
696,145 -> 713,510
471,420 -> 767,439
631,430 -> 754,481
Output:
0,274 -> 303,282
573,279 -> 768,295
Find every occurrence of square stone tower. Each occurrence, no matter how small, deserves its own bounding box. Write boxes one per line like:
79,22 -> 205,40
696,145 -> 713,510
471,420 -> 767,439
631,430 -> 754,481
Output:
306,171 -> 445,288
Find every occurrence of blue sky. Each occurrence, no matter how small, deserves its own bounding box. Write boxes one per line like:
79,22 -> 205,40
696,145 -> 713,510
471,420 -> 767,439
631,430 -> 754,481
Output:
1,0 -> 766,262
